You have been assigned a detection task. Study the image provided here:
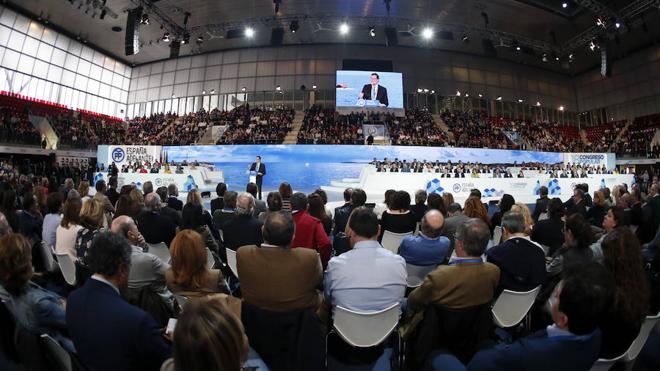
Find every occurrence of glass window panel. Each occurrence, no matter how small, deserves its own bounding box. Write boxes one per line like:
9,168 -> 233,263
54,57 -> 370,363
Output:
17,54 -> 35,74
33,60 -> 49,79
0,25 -> 11,46
1,48 -> 20,70
90,64 -> 102,81
13,15 -> 29,33
27,21 -> 43,38
50,48 -> 66,65
64,54 -> 79,72
77,59 -> 91,75
99,83 -> 110,98
103,56 -> 115,70
22,35 -> 39,55
61,69 -> 75,87
80,45 -> 93,61
36,42 -> 53,62
10,72 -> 22,93
54,33 -> 70,50
74,74 -> 88,91
110,86 -> 120,101
49,83 -> 60,103
68,40 -> 82,56
7,30 -> 25,52
35,79 -> 47,100
41,28 -> 56,45
87,79 -> 100,95
0,8 -> 16,27
47,65 -> 63,83
101,68 -> 112,84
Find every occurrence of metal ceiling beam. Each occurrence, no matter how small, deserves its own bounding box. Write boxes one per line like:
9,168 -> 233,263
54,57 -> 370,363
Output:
129,0 -> 186,37
572,0 -> 621,21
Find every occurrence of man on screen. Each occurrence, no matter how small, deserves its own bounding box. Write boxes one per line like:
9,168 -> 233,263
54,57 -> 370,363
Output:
359,73 -> 389,107
249,156 -> 266,200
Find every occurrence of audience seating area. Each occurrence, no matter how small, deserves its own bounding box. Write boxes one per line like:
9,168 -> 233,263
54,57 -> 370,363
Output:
216,106 -> 294,144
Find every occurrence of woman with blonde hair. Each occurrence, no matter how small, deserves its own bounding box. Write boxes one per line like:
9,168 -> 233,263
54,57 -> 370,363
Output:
129,187 -> 144,216
74,199 -> 105,263
510,202 -> 533,235
463,197 -> 490,227
78,181 -> 91,203
166,229 -> 227,298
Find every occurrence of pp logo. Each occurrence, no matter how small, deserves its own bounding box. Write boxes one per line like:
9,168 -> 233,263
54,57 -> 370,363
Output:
426,179 -> 445,194
155,178 -> 163,187
111,148 -> 125,162
452,183 -> 462,193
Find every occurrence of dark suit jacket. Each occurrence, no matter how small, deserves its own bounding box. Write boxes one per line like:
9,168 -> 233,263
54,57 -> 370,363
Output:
531,217 -> 565,256
135,210 -> 177,247
486,237 -> 546,293
106,188 -> 120,208
210,197 -> 224,215
360,84 -> 389,106
467,328 -> 601,371
221,215 -> 264,251
410,204 -> 428,223
160,206 -> 181,227
66,279 -> 171,371
166,196 -> 183,211
532,196 -> 549,222
249,163 -> 266,182
333,203 -> 354,237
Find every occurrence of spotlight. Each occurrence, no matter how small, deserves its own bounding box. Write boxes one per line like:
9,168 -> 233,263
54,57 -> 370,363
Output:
513,40 -> 520,51
615,21 -> 621,29
210,89 -> 215,94
465,93 -> 469,97
562,2 -> 568,8
181,33 -> 190,44
275,85 -> 281,91
478,94 -> 483,98
289,20 -> 299,33
421,27 -> 433,39
431,90 -> 435,94
339,23 -> 349,35
312,85 -> 317,89
536,102 -> 541,106
596,18 -> 605,28
241,87 -> 247,92
369,26 -> 376,37
202,90 -> 206,94
542,53 -> 548,62
456,91 -> 461,96
462,35 -> 469,43
162,32 -> 171,42
496,96 -> 502,101
140,13 -> 149,25
245,27 -> 255,38
423,88 -> 429,93
417,88 -> 422,93
196,35 -> 204,44
559,106 -> 565,111
589,40 -> 598,51
518,99 -> 523,103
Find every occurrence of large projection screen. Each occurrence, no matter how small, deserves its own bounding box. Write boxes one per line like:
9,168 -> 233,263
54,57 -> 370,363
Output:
336,70 -> 404,114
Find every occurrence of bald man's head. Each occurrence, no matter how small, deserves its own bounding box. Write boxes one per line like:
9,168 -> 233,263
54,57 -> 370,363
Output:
421,209 -> 444,238
111,215 -> 140,245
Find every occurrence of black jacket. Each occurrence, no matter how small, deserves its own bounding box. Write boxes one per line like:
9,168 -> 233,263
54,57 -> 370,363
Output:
487,237 -> 547,293
333,203 -> 354,237
166,196 -> 183,211
135,210 -> 177,247
531,217 -> 565,256
532,196 -> 549,222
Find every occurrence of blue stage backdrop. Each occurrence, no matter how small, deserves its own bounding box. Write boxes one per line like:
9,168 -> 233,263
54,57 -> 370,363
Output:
162,145 -> 564,195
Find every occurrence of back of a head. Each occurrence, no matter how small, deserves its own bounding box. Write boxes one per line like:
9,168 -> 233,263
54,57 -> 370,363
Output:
447,202 -> 462,215
421,209 -> 444,238
46,192 -> 63,214
540,186 -> 548,197
263,211 -> 295,247
469,189 -> 482,199
348,207 -> 379,239
307,194 -> 326,219
144,193 -> 161,212
501,211 -> 525,234
167,183 -> 178,196
87,232 -> 131,277
156,186 -> 168,203
235,192 -> 255,216
0,233 -> 33,295
80,199 -> 105,228
278,182 -> 293,199
169,229 -> 208,287
0,212 -> 11,237
548,198 -> 565,219
456,218 -> 490,256
565,213 -> 593,248
245,183 -> 258,198
114,195 -> 134,218
427,193 -> 446,214
290,192 -> 308,212
143,181 -> 154,195
266,191 -> 282,212
390,190 -> 411,211
499,194 -> 515,213
343,188 -> 354,202
173,297 -> 247,371
186,190 -> 203,207
383,189 -> 396,208
95,180 -> 106,193
351,188 -> 367,207
224,191 -> 238,209
216,182 -> 227,197
415,190 -> 428,205
109,176 -> 118,188
314,189 -> 328,204
558,262 -> 614,335
182,203 -> 205,230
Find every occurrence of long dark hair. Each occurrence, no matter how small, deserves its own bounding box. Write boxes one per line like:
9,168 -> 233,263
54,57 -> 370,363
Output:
602,228 -> 650,323
564,213 -> 593,249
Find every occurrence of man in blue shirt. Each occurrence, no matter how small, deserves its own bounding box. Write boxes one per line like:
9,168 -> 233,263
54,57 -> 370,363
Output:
324,207 -> 407,312
466,262 -> 613,371
399,209 -> 450,266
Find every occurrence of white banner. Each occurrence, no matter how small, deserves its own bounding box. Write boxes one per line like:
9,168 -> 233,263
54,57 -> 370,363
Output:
563,153 -> 615,169
102,145 -> 163,167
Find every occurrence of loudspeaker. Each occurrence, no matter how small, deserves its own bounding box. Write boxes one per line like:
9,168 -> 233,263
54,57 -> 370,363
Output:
125,7 -> 142,56
169,42 -> 180,59
270,27 -> 284,46
385,27 -> 398,47
601,43 -> 612,77
482,38 -> 497,57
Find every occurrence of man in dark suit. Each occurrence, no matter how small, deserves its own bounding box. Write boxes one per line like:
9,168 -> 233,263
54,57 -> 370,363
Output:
565,188 -> 588,219
220,192 -> 263,253
466,263 -> 613,371
66,232 -> 171,371
332,188 -> 367,256
410,190 -> 428,223
532,186 -> 550,222
487,212 -> 546,293
106,176 -> 120,208
210,182 -> 227,215
166,183 -> 183,211
155,187 -> 181,227
249,156 -> 266,200
359,73 -> 389,107
135,193 -> 177,247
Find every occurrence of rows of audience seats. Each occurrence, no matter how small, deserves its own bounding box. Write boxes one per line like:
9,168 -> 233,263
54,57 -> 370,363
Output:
1,154 -> 660,370
216,106 -> 294,144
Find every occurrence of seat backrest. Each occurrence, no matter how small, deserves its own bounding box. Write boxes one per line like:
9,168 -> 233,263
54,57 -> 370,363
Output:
589,354 -> 625,371
40,241 -> 59,274
226,248 -> 238,278
147,242 -> 170,263
414,222 -> 421,236
623,311 -> 660,362
381,231 -> 412,254
206,247 -> 215,269
492,226 -> 503,245
40,334 -> 72,371
491,286 -> 541,328
55,253 -> 77,286
174,294 -> 188,309
332,303 -> 400,347
14,325 -> 50,371
538,212 -> 549,221
405,263 -> 437,288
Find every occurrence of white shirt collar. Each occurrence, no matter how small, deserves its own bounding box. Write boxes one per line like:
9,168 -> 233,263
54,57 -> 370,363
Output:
91,274 -> 120,295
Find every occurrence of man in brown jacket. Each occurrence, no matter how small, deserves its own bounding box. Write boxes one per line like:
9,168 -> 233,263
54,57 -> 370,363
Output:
237,211 -> 323,312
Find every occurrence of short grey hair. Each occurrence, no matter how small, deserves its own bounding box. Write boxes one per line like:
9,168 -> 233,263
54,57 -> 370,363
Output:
0,212 -> 12,237
455,218 -> 490,257
501,211 -> 525,234
144,193 -> 161,212
236,192 -> 255,216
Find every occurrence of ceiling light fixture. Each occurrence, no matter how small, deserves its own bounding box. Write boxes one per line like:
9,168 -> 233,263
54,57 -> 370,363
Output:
369,26 -> 376,37
245,27 -> 255,38
339,23 -> 350,35
421,27 -> 433,39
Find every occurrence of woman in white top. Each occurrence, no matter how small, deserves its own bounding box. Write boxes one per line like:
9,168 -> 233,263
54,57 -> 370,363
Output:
55,196 -> 83,261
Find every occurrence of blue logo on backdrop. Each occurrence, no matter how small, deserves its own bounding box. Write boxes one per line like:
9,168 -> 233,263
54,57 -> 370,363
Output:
534,180 -> 541,195
426,179 -> 444,194
111,148 -> 125,163
483,188 -> 504,197
548,179 -> 561,195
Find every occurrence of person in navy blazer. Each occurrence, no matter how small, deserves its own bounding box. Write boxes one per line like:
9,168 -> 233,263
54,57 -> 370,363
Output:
66,232 -> 171,371
465,262 -> 614,371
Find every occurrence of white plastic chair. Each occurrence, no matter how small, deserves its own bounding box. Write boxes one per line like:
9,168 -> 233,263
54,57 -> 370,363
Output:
381,231 -> 412,254
405,263 -> 437,288
590,354 -> 626,371
414,222 -> 421,236
538,212 -> 549,221
492,226 -> 503,246
40,334 -> 72,371
206,247 -> 215,269
40,241 -> 59,274
55,253 -> 77,286
174,294 -> 188,309
226,248 -> 238,278
147,242 -> 170,263
622,311 -> 660,365
332,303 -> 401,347
491,286 -> 541,328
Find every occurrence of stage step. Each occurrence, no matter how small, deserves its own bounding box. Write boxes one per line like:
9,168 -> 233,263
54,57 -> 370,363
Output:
283,111 -> 305,144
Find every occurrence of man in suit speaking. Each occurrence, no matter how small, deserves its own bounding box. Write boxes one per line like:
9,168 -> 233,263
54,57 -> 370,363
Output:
249,155 -> 266,200
359,72 -> 389,107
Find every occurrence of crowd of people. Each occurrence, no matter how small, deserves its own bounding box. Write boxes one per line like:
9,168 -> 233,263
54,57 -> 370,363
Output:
1,153 -> 660,371
297,106 -> 366,144
216,106 -> 294,144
